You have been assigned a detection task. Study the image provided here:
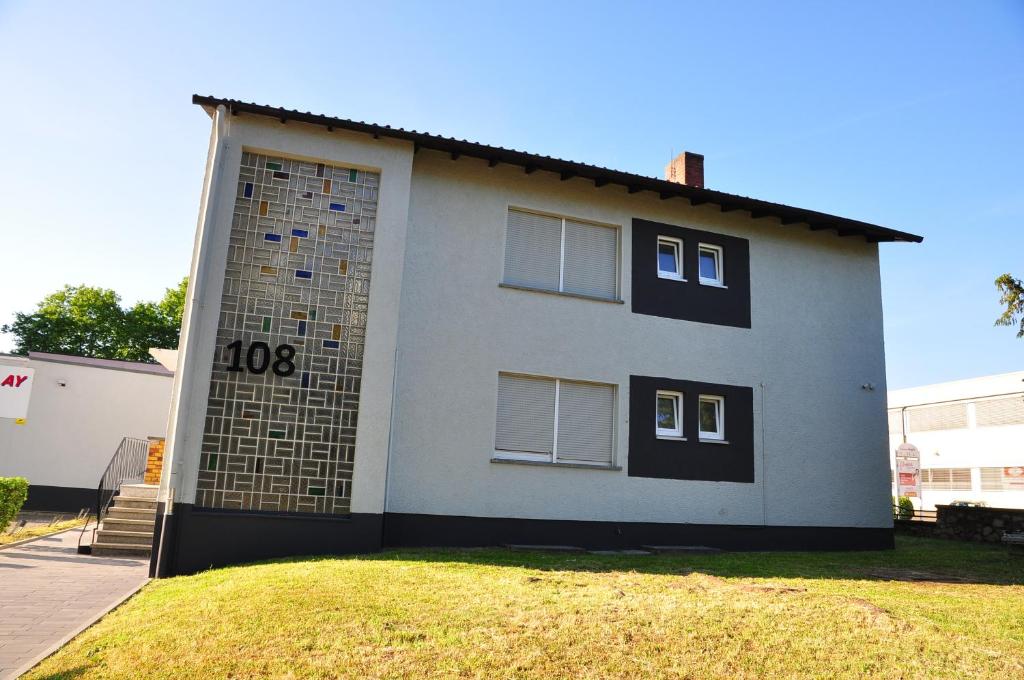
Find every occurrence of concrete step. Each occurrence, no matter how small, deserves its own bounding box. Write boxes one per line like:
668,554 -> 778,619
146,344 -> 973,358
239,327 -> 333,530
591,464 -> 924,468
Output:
119,483 -> 158,500
101,517 -> 155,533
95,529 -> 153,547
91,542 -> 151,558
107,506 -> 156,520
113,497 -> 158,511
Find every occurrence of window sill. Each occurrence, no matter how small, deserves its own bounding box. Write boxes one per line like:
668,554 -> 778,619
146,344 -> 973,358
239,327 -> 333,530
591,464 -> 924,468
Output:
657,273 -> 687,282
698,280 -> 728,289
499,283 -> 624,305
491,458 -> 622,471
699,438 -> 729,445
656,435 -> 687,441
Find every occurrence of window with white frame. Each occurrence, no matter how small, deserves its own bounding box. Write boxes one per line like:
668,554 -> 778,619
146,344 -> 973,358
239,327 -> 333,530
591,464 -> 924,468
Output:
698,395 -> 725,440
698,243 -> 724,286
656,390 -> 683,438
504,208 -> 619,300
656,236 -> 684,280
494,373 -> 615,466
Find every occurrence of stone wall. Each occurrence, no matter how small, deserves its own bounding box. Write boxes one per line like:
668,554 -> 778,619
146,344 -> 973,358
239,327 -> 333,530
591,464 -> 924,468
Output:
934,505 -> 1024,543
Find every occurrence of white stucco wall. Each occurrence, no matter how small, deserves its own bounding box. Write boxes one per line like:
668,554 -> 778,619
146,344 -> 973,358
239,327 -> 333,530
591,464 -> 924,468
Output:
385,150 -> 892,529
163,111 -> 413,514
0,355 -> 172,490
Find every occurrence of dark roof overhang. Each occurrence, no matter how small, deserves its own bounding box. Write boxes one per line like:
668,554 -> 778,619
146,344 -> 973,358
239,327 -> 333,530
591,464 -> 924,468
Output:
193,95 -> 923,244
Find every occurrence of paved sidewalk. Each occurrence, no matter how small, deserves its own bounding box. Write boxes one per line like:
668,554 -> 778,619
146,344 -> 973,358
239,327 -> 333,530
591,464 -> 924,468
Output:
0,526 -> 149,679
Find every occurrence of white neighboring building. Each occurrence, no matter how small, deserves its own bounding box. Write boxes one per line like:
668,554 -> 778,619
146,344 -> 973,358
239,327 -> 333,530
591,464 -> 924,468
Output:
888,371 -> 1024,510
0,352 -> 174,511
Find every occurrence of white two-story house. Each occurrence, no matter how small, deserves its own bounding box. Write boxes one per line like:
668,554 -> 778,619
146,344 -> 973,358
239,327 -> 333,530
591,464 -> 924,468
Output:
151,95 -> 922,576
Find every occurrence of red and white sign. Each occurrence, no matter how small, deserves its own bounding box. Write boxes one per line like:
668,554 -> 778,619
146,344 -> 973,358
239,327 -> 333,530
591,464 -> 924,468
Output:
0,367 -> 34,420
1004,466 -> 1024,490
895,442 -> 921,498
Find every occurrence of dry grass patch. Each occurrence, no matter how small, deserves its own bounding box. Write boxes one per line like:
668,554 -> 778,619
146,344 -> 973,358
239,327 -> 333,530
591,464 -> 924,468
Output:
0,517 -> 86,546
27,536 -> 1024,679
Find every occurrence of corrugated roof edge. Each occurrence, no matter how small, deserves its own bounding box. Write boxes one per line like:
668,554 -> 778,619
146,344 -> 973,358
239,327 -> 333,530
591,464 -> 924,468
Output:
193,94 -> 923,244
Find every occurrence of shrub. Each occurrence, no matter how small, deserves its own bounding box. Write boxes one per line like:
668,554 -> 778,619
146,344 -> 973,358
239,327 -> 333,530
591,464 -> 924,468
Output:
0,477 -> 30,533
895,495 -> 915,520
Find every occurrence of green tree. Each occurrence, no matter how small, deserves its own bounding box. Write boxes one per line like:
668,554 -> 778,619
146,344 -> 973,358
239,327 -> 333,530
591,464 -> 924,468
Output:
1,278 -> 188,362
995,273 -> 1024,338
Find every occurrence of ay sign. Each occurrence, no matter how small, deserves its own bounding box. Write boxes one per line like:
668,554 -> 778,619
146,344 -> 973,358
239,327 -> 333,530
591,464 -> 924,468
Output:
0,367 -> 34,420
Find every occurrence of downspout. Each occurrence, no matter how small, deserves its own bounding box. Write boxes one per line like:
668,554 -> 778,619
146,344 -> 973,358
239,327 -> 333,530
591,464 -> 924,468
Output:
380,344 -> 399,546
759,382 -> 767,526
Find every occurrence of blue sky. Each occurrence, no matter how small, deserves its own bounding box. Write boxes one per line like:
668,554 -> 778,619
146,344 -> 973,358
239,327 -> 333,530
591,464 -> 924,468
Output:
0,1 -> 1021,388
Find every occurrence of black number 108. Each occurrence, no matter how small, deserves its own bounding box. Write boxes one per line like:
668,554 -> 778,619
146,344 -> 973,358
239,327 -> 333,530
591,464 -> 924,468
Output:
225,341 -> 296,377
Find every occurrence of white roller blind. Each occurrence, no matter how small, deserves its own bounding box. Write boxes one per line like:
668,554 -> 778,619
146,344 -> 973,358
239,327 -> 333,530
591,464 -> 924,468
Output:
975,396 -> 1024,427
562,219 -> 618,300
504,210 -> 561,291
907,403 -> 968,433
556,380 -> 615,465
495,374 -> 556,454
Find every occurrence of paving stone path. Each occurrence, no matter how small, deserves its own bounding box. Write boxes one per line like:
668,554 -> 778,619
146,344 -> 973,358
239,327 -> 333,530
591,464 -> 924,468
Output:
0,525 -> 149,678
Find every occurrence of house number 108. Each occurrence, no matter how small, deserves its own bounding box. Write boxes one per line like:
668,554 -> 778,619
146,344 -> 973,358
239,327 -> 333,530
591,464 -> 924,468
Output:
225,341 -> 297,377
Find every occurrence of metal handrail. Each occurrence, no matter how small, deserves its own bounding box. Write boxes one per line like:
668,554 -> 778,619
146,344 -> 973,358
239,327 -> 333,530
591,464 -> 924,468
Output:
77,436 -> 150,553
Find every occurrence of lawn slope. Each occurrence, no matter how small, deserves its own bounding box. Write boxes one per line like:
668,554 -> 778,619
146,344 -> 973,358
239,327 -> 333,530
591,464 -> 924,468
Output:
28,536 -> 1024,679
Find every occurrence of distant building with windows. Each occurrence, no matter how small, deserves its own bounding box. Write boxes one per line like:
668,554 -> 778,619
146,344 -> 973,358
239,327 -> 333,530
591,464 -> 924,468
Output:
888,371 -> 1024,510
150,96 -> 923,575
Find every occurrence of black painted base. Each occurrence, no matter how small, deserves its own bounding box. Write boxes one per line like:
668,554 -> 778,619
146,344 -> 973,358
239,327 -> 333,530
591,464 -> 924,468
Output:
150,504 -> 382,577
152,506 -> 893,577
21,485 -> 95,513
383,512 -> 894,552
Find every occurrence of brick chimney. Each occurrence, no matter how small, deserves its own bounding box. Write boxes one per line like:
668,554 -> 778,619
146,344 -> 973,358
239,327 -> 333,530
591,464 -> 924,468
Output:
664,151 -> 704,189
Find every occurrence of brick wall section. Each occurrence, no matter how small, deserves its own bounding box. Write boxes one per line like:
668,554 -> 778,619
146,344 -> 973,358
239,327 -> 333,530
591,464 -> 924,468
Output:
934,505 -> 1024,543
144,437 -> 165,485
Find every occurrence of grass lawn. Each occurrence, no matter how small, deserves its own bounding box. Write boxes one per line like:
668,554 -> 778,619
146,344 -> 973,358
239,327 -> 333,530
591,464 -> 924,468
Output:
0,517 -> 86,546
28,535 -> 1023,679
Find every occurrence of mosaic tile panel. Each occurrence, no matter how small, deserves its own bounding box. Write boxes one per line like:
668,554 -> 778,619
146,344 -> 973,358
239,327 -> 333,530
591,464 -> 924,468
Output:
195,152 -> 380,515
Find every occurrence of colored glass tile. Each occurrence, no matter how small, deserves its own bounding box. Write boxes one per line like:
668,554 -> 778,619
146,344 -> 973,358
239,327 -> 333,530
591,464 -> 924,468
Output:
290,311 -> 307,320
289,237 -> 298,253
297,320 -> 307,336
332,324 -> 342,340
323,179 -> 331,193
267,161 -> 283,171
268,430 -> 286,439
353,217 -> 360,225
292,229 -> 309,238
259,201 -> 269,216
262,317 -> 271,333
302,191 -> 313,199
309,309 -> 317,320
254,458 -> 263,474
329,203 -> 345,212
309,487 -> 326,497
243,182 -> 253,198
259,266 -> 278,276
242,410 -> 259,419
323,340 -> 339,350
339,260 -> 349,275
301,372 -> 310,389
273,171 -> 290,180
318,225 -> 326,237
295,270 -> 312,279
348,169 -> 357,182
264,233 -> 281,242
315,163 -> 325,177
207,453 -> 218,471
